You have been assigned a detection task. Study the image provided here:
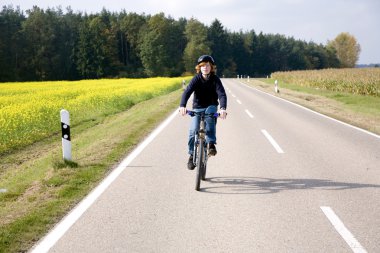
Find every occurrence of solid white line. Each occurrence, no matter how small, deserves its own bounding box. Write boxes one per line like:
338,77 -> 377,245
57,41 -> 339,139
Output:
236,99 -> 242,104
245,109 -> 254,118
30,110 -> 179,253
261,129 -> 284,153
238,81 -> 380,139
321,206 -> 367,253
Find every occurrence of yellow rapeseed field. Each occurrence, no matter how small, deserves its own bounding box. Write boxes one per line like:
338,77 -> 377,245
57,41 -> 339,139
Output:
0,77 -> 187,154
271,68 -> 380,96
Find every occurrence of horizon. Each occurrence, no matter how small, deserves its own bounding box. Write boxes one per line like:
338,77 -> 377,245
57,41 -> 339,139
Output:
3,0 -> 380,65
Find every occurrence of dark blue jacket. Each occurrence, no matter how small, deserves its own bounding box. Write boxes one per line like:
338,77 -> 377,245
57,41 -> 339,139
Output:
180,73 -> 227,109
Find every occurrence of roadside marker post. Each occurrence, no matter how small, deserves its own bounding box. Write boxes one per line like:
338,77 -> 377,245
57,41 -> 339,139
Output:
274,79 -> 280,93
60,109 -> 72,161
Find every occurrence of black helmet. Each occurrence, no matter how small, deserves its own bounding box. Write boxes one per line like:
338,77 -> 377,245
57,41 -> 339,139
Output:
197,55 -> 215,65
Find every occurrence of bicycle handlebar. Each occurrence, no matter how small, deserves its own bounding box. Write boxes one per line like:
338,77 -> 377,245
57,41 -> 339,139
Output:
186,110 -> 219,118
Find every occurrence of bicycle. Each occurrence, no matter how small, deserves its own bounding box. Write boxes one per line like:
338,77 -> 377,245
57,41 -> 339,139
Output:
187,110 -> 219,191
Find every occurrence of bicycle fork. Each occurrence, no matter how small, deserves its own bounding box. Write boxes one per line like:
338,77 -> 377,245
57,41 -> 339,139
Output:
195,124 -> 209,162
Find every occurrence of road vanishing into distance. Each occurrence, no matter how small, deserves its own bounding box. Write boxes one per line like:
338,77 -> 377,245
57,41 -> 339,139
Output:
31,79 -> 380,253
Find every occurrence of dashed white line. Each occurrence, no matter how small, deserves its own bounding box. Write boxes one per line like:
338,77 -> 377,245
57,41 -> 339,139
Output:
238,81 -> 380,139
236,99 -> 242,104
321,206 -> 367,253
231,94 -> 236,98
261,129 -> 284,153
245,109 -> 254,118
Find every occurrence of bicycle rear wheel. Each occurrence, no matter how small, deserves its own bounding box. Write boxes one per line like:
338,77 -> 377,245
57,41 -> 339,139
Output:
195,142 -> 204,191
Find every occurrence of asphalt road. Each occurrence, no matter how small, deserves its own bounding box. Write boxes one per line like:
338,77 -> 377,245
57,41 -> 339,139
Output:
32,79 -> 380,253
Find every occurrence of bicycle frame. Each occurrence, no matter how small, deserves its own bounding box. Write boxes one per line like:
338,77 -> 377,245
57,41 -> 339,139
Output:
187,111 -> 219,191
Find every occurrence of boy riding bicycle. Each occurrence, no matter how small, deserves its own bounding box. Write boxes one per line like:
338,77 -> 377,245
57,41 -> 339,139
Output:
179,55 -> 228,170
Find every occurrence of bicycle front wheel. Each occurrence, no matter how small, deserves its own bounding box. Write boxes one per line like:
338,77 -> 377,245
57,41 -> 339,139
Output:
195,142 -> 204,191
201,145 -> 208,181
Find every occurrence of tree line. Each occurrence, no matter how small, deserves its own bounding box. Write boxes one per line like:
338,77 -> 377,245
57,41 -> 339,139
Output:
1,5 -> 352,82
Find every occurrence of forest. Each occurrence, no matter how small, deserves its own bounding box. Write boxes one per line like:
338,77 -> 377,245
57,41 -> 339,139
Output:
0,5 -> 343,82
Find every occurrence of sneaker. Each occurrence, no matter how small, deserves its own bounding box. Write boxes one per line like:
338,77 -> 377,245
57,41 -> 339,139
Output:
208,143 -> 217,156
187,155 -> 195,170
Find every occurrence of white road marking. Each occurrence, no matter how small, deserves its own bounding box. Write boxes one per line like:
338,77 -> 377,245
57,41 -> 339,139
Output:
232,94 -> 236,98
245,109 -> 254,118
238,81 -> 380,139
236,99 -> 242,104
320,206 -> 367,253
261,129 -> 284,153
30,110 -> 179,253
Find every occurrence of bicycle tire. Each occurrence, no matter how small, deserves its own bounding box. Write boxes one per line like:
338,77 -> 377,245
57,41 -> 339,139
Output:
193,137 -> 198,168
195,141 -> 204,191
201,144 -> 207,180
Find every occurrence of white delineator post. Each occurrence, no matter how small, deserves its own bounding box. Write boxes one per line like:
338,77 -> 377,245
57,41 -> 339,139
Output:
60,109 -> 72,161
274,79 -> 279,93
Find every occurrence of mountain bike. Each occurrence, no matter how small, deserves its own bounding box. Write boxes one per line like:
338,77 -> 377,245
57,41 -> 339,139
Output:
187,111 -> 219,191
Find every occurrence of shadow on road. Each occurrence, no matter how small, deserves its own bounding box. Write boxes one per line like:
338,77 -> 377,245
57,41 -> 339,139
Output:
201,177 -> 380,194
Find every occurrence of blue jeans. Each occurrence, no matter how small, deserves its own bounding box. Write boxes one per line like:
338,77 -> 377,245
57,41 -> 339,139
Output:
188,105 -> 217,155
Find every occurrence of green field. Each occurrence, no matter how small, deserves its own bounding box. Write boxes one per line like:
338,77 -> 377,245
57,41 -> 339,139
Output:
0,77 -> 189,154
0,78 -> 189,252
244,68 -> 380,134
271,68 -> 380,96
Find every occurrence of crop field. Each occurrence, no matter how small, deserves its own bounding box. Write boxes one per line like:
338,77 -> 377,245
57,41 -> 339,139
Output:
271,68 -> 380,96
0,77 -> 187,154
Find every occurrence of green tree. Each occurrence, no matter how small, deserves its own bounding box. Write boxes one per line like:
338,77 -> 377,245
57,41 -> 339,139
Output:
208,19 -> 229,75
20,6 -> 62,80
0,6 -> 345,81
304,42 -> 328,69
119,12 -> 147,76
58,7 -> 82,80
251,32 -> 271,76
76,15 -> 97,78
286,39 -> 307,71
76,10 -> 120,78
0,5 -> 25,81
325,45 -> 340,68
139,13 -> 185,76
183,18 -> 210,73
328,32 -> 361,68
226,31 -> 249,77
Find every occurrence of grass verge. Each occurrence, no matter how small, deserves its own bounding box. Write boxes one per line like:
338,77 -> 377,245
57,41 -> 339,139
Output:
0,89 -> 182,253
241,78 -> 380,135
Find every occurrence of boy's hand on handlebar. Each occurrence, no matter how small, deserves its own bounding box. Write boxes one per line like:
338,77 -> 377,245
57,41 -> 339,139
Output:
219,109 -> 227,119
179,107 -> 187,116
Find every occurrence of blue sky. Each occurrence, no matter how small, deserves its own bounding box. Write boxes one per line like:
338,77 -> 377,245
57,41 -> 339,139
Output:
3,0 -> 379,64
